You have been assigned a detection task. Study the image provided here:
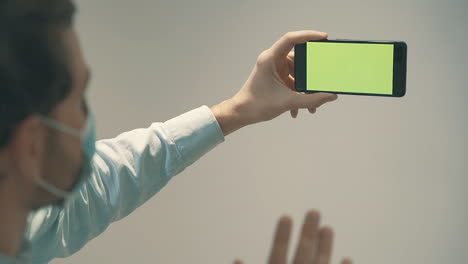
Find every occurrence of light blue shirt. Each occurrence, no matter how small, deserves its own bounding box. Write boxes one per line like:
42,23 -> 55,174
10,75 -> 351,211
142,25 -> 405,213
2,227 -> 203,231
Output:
0,105 -> 225,264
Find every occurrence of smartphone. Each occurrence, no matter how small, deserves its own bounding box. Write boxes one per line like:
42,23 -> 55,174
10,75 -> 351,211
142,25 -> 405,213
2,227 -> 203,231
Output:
294,39 -> 407,97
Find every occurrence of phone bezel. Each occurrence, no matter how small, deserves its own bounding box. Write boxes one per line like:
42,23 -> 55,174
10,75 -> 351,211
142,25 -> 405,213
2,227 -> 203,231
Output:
294,39 -> 407,97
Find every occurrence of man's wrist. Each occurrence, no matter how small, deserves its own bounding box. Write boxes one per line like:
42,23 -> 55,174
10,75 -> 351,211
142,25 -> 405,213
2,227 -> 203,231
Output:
210,98 -> 250,137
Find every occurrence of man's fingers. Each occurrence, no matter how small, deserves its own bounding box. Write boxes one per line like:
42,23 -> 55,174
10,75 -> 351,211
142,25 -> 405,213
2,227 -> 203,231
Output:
271,30 -> 328,59
292,210 -> 321,264
287,55 -> 294,78
315,227 -> 334,264
290,92 -> 338,110
284,75 -> 295,91
290,109 -> 299,118
341,257 -> 353,264
285,55 -> 296,118
233,259 -> 244,264
268,216 -> 292,264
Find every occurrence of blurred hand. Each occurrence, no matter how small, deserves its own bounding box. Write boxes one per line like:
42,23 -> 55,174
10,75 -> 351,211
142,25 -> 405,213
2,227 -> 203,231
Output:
233,210 -> 352,264
211,30 -> 338,136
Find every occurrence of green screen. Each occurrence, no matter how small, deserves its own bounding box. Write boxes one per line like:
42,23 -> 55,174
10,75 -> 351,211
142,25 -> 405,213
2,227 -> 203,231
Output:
306,42 -> 394,95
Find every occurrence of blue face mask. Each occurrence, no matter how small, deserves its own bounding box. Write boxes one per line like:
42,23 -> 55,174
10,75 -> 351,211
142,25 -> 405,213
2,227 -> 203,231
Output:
35,111 -> 96,200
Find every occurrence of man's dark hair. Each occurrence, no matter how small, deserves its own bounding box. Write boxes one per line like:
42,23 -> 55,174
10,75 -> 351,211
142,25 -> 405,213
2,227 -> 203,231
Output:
0,0 -> 76,149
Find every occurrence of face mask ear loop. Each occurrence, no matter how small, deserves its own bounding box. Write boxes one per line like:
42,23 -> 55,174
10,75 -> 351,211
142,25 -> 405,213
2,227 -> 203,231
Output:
34,113 -> 96,200
36,115 -> 82,137
79,113 -> 92,139
34,115 -> 82,199
36,177 -> 70,198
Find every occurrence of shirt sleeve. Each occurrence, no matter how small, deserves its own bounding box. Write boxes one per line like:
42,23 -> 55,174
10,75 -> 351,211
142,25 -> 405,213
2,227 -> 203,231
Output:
25,105 -> 225,263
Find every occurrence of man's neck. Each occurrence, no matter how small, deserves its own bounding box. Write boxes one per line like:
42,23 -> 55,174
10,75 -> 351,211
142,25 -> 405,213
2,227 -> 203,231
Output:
0,183 -> 29,258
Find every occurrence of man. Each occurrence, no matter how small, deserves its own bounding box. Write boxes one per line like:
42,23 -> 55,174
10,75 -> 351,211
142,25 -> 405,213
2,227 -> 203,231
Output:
0,1 -> 352,263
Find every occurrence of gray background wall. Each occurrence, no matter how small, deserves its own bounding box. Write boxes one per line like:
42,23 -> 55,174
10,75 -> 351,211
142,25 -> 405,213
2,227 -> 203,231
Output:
53,0 -> 467,263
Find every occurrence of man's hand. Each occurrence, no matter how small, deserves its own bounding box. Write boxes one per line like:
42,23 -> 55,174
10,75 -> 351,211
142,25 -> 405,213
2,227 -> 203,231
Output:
233,210 -> 352,264
211,30 -> 338,136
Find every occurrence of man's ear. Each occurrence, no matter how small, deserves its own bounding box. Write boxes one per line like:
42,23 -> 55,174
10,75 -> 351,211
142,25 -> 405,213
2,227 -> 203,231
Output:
8,116 -> 47,184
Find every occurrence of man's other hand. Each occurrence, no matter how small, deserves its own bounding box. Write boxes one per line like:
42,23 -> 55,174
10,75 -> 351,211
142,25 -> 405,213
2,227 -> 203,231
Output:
233,210 -> 352,264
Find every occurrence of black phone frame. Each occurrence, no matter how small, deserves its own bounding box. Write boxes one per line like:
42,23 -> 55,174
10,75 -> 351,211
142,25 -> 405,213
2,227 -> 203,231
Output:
294,39 -> 407,97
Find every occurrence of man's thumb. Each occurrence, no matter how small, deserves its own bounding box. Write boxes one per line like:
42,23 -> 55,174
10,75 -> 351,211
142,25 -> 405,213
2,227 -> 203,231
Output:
290,92 -> 338,109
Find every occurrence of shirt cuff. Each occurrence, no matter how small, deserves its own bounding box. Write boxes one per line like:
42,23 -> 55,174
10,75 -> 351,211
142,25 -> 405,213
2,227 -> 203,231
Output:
163,105 -> 225,167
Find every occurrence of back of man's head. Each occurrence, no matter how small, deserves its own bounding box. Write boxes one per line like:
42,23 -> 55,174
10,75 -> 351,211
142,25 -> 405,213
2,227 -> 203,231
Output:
0,0 -> 76,150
